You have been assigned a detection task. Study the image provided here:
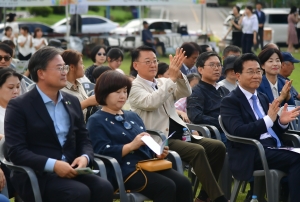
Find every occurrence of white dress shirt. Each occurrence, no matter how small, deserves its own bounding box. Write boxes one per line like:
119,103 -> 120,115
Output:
137,74 -> 158,90
241,14 -> 259,34
239,85 -> 287,139
268,80 -> 279,99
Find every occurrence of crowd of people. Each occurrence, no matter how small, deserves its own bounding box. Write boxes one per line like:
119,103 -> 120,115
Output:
0,8 -> 300,202
223,3 -> 300,54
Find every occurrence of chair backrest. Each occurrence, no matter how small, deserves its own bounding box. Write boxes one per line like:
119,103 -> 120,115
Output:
295,100 -> 300,107
27,83 -> 36,91
15,61 -> 28,74
81,82 -> 95,94
186,123 -> 211,138
22,75 -> 34,87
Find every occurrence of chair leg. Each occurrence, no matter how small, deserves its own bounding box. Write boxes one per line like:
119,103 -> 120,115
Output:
254,176 -> 266,202
230,179 -> 243,202
240,181 -> 247,193
193,177 -> 200,198
218,153 -> 232,199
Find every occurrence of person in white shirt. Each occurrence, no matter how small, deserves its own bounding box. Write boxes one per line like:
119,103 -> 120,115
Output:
1,26 -> 14,42
32,27 -> 48,54
107,48 -> 125,74
17,26 -> 33,60
238,6 -> 258,53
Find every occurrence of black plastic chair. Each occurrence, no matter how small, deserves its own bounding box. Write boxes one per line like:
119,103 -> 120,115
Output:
218,115 -> 300,202
0,137 -> 107,202
22,75 -> 34,88
81,82 -> 95,95
95,129 -> 184,202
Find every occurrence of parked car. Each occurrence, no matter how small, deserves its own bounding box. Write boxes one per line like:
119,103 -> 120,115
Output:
224,8 -> 290,46
51,15 -> 119,34
206,0 -> 219,7
109,18 -> 177,35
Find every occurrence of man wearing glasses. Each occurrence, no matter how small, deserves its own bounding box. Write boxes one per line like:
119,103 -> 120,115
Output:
187,52 -> 230,146
129,46 -> 228,202
220,53 -> 300,202
4,46 -> 113,202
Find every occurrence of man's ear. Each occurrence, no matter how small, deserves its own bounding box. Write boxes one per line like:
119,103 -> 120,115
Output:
197,67 -> 203,75
133,61 -> 138,71
236,73 -> 241,82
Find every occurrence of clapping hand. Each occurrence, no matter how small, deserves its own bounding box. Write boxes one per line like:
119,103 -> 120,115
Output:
280,80 -> 292,102
168,48 -> 186,82
157,146 -> 169,159
279,104 -> 300,125
267,99 -> 280,122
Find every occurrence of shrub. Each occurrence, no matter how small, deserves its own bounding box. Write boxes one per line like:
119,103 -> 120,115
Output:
52,6 -> 65,15
89,6 -> 100,12
28,7 -> 53,17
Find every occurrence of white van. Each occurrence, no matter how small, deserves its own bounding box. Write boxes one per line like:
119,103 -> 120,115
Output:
224,8 -> 290,46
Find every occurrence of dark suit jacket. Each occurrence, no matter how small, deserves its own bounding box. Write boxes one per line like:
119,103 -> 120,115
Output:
4,86 -> 93,196
220,87 -> 287,180
254,10 -> 266,26
180,65 -> 197,75
257,75 -> 295,106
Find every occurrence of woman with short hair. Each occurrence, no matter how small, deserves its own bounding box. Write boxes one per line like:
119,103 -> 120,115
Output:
87,71 -> 193,202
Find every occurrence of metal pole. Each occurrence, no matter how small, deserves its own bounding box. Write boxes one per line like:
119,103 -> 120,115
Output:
65,4 -> 70,49
3,8 -> 6,27
201,4 -> 203,31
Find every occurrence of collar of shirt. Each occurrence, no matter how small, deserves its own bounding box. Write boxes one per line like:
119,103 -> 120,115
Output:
214,82 -> 222,90
238,85 -> 258,101
36,85 -> 63,104
137,74 -> 158,90
183,63 -> 196,73
65,80 -> 81,91
268,80 -> 278,91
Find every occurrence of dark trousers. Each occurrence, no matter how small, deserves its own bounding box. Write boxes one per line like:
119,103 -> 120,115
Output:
169,138 -> 226,200
254,138 -> 300,202
18,53 -> 31,61
125,168 -> 193,202
232,31 -> 242,47
255,27 -> 264,50
241,33 -> 254,54
13,172 -> 114,202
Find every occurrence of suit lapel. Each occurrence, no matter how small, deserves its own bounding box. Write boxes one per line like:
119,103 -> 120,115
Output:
30,87 -> 60,144
235,87 -> 257,121
262,76 -> 274,101
257,93 -> 269,114
60,93 -> 74,140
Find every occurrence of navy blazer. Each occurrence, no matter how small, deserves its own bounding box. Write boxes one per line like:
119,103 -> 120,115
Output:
180,65 -> 198,75
5,87 -> 93,194
254,10 -> 266,25
87,110 -> 153,188
257,75 -> 295,106
220,87 -> 287,181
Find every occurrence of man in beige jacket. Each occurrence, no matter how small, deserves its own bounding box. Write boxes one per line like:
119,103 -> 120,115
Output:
129,46 -> 228,202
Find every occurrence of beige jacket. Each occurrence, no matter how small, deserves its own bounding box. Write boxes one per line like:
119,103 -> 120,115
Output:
129,74 -> 192,137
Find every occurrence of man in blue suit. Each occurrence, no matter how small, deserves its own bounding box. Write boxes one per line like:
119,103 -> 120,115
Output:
220,53 -> 300,202
4,46 -> 113,202
254,2 -> 265,50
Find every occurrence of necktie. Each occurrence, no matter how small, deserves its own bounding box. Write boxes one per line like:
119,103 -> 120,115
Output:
251,95 -> 281,148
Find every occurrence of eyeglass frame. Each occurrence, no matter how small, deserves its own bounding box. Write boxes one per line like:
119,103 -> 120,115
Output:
115,114 -> 132,130
47,65 -> 70,73
203,63 -> 222,69
97,52 -> 106,56
241,69 -> 263,76
135,59 -> 160,66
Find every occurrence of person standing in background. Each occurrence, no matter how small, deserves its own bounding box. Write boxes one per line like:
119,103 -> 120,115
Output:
239,6 -> 258,53
1,27 -> 14,42
287,6 -> 300,53
254,2 -> 265,51
223,5 -> 242,47
6,13 -> 19,39
32,27 -> 48,54
17,26 -> 32,60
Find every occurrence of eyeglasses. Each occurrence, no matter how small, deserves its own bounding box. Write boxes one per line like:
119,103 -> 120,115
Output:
137,60 -> 159,66
243,70 -> 262,76
97,53 -> 106,56
115,115 -> 132,130
203,63 -> 222,69
0,56 -> 12,62
48,65 -> 69,73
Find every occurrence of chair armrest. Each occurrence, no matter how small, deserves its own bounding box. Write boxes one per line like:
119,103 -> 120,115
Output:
167,150 -> 183,174
282,133 -> 300,147
93,158 -> 107,180
2,160 -> 42,202
146,130 -> 166,141
225,135 -> 270,173
186,123 -> 211,138
94,154 -> 129,202
200,124 -> 222,141
287,129 -> 300,136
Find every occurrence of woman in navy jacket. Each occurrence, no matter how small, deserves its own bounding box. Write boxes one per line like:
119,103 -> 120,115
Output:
87,71 -> 193,202
257,48 -> 295,106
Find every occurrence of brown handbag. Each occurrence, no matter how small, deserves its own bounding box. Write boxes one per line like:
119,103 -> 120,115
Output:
114,159 -> 172,193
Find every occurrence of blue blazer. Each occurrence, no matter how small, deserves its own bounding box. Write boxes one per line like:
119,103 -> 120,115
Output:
220,87 -> 287,181
5,87 -> 94,197
254,10 -> 266,25
180,65 -> 197,75
257,75 -> 295,106
87,110 -> 153,188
